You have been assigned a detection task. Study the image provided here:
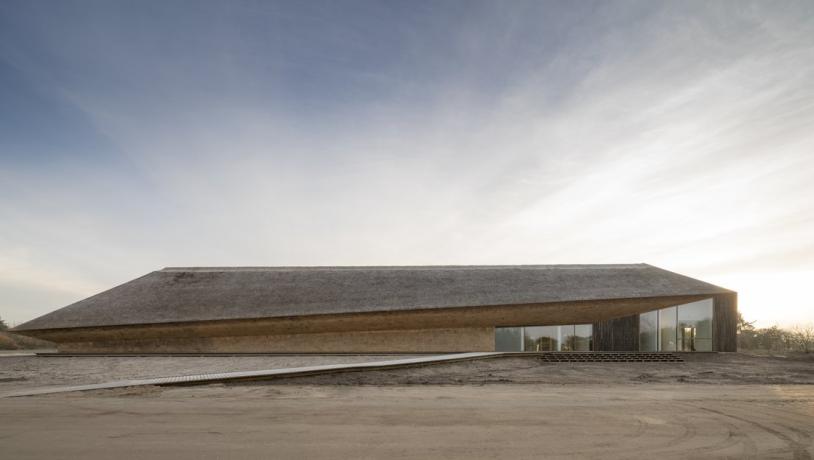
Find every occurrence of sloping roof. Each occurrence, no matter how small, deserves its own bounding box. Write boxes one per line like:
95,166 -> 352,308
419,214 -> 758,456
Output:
15,264 -> 732,331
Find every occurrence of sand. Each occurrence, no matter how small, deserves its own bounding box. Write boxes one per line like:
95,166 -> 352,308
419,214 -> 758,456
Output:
1,353 -> 812,459
0,354 -> 418,393
1,383 -> 812,459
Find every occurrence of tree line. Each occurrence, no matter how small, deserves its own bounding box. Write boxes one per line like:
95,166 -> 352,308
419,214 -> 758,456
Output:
738,314 -> 814,353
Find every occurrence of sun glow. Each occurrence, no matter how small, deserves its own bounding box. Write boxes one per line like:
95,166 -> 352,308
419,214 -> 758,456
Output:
707,271 -> 814,328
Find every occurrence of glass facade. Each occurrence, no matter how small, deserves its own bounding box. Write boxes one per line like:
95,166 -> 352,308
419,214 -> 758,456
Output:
559,325 -> 575,351
495,326 -> 522,352
573,324 -> 593,351
495,324 -> 592,352
640,298 -> 714,352
494,298 -> 714,353
524,326 -> 559,351
659,306 -> 678,351
639,310 -> 658,352
678,299 -> 713,351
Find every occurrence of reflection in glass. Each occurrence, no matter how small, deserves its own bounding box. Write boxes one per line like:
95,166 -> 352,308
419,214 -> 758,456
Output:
638,299 -> 715,352
639,310 -> 659,352
559,325 -> 576,351
659,306 -> 677,351
497,298 -> 714,353
574,324 -> 593,351
495,327 -> 522,352
524,326 -> 559,351
678,299 -> 713,351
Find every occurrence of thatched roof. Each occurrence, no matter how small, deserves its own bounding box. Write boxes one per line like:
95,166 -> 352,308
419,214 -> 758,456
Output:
15,264 -> 732,331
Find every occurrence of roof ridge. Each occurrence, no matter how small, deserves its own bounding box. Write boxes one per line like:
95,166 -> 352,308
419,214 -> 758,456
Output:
160,264 -> 649,272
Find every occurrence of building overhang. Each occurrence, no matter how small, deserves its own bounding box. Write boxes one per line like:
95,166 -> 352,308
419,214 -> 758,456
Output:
17,294 -> 711,344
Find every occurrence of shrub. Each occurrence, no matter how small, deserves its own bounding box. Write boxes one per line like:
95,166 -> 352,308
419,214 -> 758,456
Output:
0,333 -> 16,350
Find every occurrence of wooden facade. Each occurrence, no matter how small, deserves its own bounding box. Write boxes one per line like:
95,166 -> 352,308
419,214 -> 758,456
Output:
592,314 -> 639,351
713,292 -> 738,352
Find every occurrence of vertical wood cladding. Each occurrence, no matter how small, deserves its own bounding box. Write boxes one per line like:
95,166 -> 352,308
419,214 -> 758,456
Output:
713,293 -> 738,352
593,314 -> 639,351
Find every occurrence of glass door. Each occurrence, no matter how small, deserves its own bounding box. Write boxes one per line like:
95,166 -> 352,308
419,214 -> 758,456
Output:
681,326 -> 696,352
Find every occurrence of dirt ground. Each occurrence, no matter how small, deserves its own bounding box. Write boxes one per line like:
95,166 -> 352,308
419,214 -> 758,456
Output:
0,353 -> 417,393
1,383 -> 812,459
2,352 -> 813,393
263,352 -> 814,386
1,353 -> 812,459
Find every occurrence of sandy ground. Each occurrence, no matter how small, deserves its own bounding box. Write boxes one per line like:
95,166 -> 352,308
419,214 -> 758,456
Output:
1,353 -> 812,459
264,352 -> 814,386
1,383 -> 812,459
2,352 -> 813,393
0,354 -> 417,393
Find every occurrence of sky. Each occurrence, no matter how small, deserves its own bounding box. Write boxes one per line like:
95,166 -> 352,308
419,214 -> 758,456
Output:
1,0 -> 813,328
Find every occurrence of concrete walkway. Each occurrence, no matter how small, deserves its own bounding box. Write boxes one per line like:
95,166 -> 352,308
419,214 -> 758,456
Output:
0,352 -> 501,398
0,349 -> 55,357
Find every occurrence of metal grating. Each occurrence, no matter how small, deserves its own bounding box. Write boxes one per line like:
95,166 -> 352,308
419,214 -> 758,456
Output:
535,352 -> 684,363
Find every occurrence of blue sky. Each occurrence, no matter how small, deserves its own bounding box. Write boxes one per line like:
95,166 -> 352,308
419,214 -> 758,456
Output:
1,0 -> 813,327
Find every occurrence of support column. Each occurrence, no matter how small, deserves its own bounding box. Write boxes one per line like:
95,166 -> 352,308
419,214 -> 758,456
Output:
713,292 -> 738,352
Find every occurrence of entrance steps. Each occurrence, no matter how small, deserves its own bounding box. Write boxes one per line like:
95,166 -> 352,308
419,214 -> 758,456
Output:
533,352 -> 684,363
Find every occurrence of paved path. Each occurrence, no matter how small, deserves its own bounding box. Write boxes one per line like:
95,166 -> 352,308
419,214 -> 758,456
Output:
0,349 -> 53,357
0,352 -> 500,398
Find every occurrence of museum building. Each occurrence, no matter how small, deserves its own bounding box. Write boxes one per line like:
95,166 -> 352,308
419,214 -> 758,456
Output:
13,264 -> 737,354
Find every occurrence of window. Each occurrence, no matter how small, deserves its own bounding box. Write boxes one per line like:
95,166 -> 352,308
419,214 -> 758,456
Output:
639,310 -> 658,352
640,299 -> 714,352
495,327 -> 522,352
496,324 -> 593,351
559,325 -> 576,351
677,299 -> 713,351
659,306 -> 678,351
524,326 -> 559,351
573,324 -> 593,351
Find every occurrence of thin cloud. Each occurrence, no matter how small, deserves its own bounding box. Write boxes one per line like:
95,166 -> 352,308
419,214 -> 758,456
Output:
1,1 -> 812,326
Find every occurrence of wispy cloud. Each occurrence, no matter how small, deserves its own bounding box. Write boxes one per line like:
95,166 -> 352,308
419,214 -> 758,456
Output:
1,1 -> 813,326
